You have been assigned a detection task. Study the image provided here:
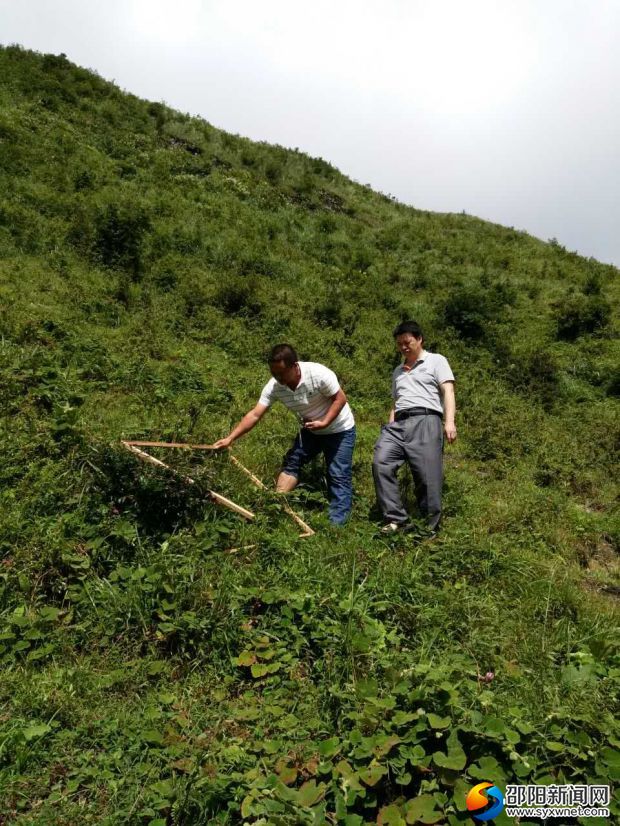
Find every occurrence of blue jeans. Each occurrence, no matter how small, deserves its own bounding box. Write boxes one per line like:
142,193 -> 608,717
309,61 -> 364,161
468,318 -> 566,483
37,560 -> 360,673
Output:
282,426 -> 356,524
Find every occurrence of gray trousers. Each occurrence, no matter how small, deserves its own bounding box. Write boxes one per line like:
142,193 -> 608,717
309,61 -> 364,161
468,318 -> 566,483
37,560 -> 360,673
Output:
372,414 -> 444,530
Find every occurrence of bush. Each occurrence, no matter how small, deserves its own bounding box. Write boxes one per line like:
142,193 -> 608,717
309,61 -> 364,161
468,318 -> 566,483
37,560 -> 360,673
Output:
554,293 -> 611,340
442,280 -> 515,341
605,366 -> 620,398
213,276 -> 263,318
504,348 -> 561,411
93,203 -> 151,279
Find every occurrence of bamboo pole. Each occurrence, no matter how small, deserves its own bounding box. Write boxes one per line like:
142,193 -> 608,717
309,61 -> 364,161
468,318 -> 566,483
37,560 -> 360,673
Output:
228,452 -> 315,537
122,440 -> 217,450
121,441 -> 255,521
121,439 -> 315,536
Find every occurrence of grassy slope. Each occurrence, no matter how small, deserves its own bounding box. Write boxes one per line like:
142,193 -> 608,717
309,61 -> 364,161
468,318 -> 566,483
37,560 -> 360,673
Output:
0,46 -> 618,824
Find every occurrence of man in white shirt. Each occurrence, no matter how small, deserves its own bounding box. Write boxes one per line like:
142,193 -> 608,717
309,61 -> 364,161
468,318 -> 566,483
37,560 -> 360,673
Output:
212,344 -> 356,525
372,321 -> 456,535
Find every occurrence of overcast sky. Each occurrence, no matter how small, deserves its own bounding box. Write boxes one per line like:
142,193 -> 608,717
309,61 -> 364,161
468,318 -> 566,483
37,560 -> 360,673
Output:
2,0 -> 619,266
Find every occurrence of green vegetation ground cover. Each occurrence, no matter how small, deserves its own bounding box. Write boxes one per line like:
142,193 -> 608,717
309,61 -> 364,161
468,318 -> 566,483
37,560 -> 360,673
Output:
0,46 -> 618,824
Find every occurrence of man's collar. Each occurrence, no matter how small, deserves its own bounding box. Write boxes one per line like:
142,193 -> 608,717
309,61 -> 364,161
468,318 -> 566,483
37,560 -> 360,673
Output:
401,350 -> 426,372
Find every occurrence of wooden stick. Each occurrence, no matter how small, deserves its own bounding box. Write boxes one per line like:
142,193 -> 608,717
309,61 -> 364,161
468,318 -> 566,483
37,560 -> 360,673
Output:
123,443 -> 195,483
228,452 -> 315,537
121,442 -> 255,521
206,488 -> 254,520
120,439 -> 314,536
123,440 -> 218,450
225,545 -> 258,554
228,453 -> 268,489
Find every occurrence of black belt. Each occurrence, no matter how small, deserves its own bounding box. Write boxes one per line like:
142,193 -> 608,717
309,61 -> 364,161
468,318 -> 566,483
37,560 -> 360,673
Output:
395,407 -> 442,421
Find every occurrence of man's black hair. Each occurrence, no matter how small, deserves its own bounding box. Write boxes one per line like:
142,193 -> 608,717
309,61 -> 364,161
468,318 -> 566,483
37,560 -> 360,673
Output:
393,320 -> 424,341
268,344 -> 298,366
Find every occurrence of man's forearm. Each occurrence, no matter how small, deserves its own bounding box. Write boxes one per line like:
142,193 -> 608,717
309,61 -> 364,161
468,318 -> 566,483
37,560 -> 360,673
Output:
228,411 -> 261,443
441,382 -> 457,443
305,391 -> 347,430
443,387 -> 456,425
320,393 -> 347,427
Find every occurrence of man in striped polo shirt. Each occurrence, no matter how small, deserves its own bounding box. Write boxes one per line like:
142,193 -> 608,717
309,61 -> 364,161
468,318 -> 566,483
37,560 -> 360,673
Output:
373,321 -> 456,536
212,344 -> 356,525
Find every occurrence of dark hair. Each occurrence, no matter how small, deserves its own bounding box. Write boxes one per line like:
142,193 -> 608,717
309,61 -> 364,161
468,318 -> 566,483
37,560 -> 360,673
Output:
393,320 -> 424,341
268,343 -> 298,366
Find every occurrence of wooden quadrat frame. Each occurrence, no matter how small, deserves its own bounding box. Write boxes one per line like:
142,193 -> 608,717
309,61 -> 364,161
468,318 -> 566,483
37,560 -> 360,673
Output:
120,440 -> 315,537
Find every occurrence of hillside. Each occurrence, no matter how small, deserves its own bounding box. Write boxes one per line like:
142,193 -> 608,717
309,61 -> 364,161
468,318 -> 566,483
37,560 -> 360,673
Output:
0,45 -> 618,824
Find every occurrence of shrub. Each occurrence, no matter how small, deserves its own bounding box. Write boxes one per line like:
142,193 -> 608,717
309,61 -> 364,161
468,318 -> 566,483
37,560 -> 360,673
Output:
213,276 -> 263,318
504,348 -> 561,411
554,293 -> 611,340
605,366 -> 620,398
93,203 -> 151,279
442,281 -> 515,340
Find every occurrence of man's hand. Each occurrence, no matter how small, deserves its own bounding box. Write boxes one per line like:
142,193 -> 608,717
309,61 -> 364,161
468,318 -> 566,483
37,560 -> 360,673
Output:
444,422 -> 457,443
303,419 -> 326,431
212,436 -> 234,449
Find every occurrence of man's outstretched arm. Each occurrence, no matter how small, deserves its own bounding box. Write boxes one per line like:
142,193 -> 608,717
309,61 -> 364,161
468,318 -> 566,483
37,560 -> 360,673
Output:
212,403 -> 269,449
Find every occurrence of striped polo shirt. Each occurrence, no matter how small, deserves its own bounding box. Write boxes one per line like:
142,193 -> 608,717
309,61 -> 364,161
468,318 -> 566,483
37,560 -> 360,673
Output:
259,362 -> 355,435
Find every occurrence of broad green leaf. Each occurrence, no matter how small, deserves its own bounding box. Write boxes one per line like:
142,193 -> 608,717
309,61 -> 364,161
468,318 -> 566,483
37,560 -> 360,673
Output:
427,713 -> 450,729
405,793 -> 443,824
469,755 -> 507,786
483,716 -> 505,735
241,794 -> 255,818
235,650 -> 256,666
378,803 -> 406,825
373,734 -> 401,758
401,744 -> 426,762
141,729 -> 165,746
601,747 -> 620,768
433,750 -> 466,771
150,779 -> 173,798
22,723 -> 51,741
256,648 -> 277,660
359,764 -> 387,787
295,779 -> 326,807
453,778 -> 470,812
392,711 -> 418,726
277,766 -> 297,785
38,606 -> 61,621
318,737 -> 341,758
13,640 -> 30,651
515,720 -> 535,735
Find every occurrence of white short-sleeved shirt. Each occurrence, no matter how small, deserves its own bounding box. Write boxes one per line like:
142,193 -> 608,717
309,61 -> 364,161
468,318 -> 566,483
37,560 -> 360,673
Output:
259,361 -> 355,435
392,351 -> 455,414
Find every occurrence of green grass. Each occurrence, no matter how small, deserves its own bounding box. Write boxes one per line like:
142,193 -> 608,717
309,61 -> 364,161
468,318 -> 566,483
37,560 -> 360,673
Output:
0,45 -> 618,824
